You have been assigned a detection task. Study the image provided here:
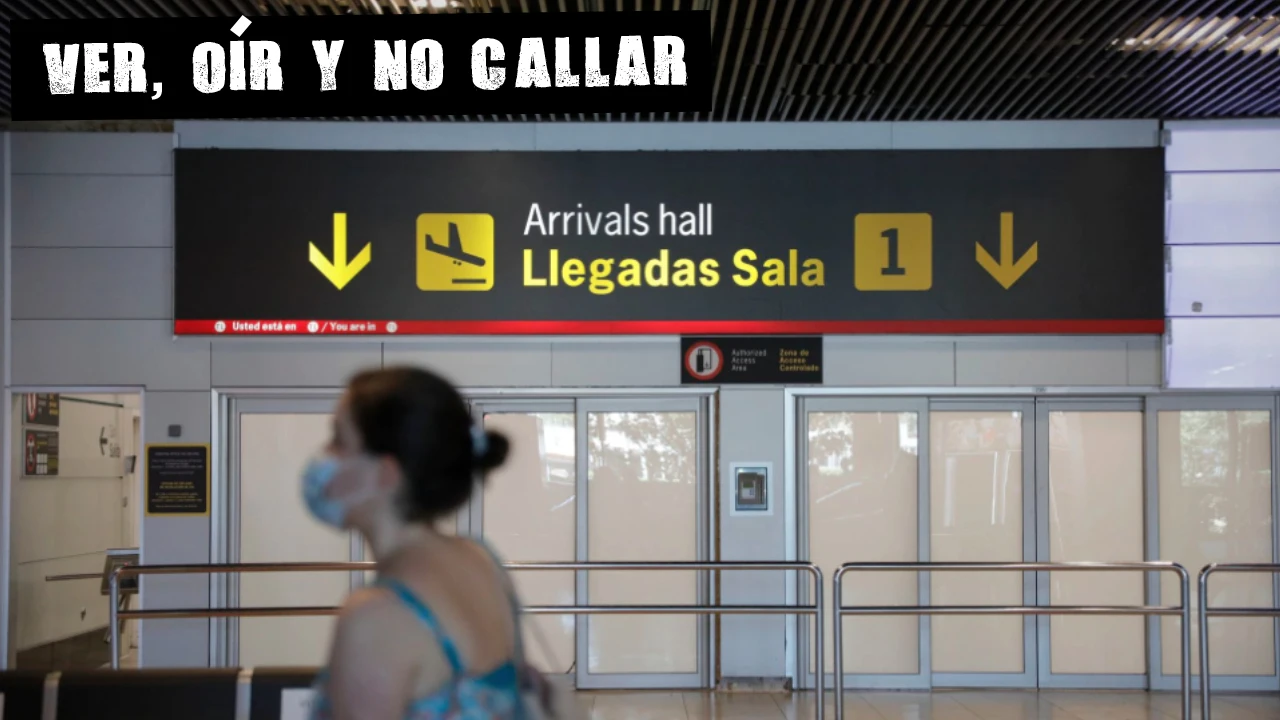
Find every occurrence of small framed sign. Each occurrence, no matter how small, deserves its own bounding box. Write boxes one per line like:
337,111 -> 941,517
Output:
729,462 -> 772,516
145,444 -> 210,516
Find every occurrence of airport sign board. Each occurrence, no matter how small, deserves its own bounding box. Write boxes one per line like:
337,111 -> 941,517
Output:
173,148 -> 1165,336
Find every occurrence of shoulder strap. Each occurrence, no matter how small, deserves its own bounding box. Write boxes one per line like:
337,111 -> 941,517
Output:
379,578 -> 466,676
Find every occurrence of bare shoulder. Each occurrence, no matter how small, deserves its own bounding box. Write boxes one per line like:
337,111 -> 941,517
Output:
335,586 -> 405,634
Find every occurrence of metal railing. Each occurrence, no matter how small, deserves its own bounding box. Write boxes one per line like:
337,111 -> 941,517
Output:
832,561 -> 1193,720
45,572 -> 102,582
108,560 -> 825,720
1197,563 -> 1280,720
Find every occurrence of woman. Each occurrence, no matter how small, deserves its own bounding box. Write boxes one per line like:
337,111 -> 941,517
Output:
301,366 -> 538,720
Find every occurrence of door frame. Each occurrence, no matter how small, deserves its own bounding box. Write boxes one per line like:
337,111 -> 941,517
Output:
1144,394 -> 1280,694
466,399 -> 577,676
210,387 -> 717,683
927,398 -> 1038,689
798,396 -> 931,690
572,396 -> 714,690
214,394 -> 355,667
1033,397 -> 1148,690
2,385 -> 147,670
785,386 -> 1280,692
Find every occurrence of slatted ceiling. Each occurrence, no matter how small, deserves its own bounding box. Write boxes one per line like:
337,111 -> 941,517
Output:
2,0 -> 1279,120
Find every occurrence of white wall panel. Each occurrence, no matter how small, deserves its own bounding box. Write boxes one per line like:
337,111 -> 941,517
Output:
1165,127 -> 1280,172
14,479 -> 123,565
11,132 -> 173,175
1168,173 -> 1280,246
14,554 -> 111,650
954,337 -> 1131,386
1166,317 -> 1280,389
718,388 -> 786,678
890,120 -> 1159,149
139,390 -> 211,668
823,339 -> 956,386
9,393 -> 131,652
550,341 -> 679,386
11,176 -> 173,248
1168,245 -> 1280,316
383,342 -> 553,387
1165,124 -> 1280,390
533,122 -> 893,150
12,248 -> 170,319
141,390 -> 209,445
177,121 -> 538,151
1126,337 -> 1163,386
175,120 -> 1158,152
211,342 -> 381,387
11,320 -> 209,390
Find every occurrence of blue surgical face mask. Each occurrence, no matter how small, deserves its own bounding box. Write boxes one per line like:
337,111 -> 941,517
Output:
301,456 -> 347,529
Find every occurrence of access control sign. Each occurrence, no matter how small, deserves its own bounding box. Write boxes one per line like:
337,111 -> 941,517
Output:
682,337 -> 822,385
173,149 -> 1165,336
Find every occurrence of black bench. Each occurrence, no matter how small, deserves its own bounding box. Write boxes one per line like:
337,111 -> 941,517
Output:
0,667 -> 321,719
0,669 -> 51,720
247,668 -> 317,720
55,669 -> 240,720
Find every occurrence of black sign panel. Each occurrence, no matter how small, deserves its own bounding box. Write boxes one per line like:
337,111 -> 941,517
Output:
146,444 -> 210,516
24,393 -> 60,427
14,12 -> 710,121
682,336 -> 823,384
23,430 -> 59,477
174,149 -> 1165,336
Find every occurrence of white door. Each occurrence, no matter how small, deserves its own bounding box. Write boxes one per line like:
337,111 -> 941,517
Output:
230,398 -> 357,667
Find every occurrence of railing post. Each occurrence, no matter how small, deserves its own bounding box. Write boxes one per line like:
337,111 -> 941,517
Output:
1198,566 -> 1212,720
813,566 -> 824,720
109,568 -> 122,670
832,567 -> 843,720
1177,564 -> 1191,720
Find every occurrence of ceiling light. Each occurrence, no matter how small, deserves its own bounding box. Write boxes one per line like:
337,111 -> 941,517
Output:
1115,15 -> 1280,53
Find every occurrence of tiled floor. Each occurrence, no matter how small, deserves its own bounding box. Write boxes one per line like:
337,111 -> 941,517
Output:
579,691 -> 1280,720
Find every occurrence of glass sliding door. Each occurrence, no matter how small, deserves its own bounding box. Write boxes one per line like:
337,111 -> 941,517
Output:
471,403 -> 577,675
802,398 -> 926,690
928,401 -> 1036,687
577,398 -> 709,689
228,397 -> 357,668
1035,400 -> 1146,688
796,391 -> 1280,692
1148,396 -> 1279,693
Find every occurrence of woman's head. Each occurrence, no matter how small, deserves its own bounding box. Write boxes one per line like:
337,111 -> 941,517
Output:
304,366 -> 508,532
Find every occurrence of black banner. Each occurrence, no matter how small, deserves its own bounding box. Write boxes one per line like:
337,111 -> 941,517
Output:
174,148 -> 1166,336
682,337 -> 823,384
146,445 -> 210,516
14,12 -> 709,121
23,430 -> 59,477
23,393 -> 61,427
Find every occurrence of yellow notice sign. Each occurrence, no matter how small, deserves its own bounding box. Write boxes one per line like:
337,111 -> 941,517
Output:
416,214 -> 495,292
853,213 -> 933,291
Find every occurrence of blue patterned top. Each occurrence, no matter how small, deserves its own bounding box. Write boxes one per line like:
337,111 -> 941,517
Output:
309,577 -> 524,720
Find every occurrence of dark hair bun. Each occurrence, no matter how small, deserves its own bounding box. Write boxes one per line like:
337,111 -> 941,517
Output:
345,366 -> 509,523
475,430 -> 510,472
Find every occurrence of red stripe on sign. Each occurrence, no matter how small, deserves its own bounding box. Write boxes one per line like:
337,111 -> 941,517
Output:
175,319 -> 1165,336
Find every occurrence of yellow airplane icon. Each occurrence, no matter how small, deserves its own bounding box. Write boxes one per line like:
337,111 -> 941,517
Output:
416,214 -> 495,292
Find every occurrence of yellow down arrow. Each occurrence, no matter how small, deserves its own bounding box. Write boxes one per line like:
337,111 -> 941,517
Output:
309,213 -> 371,290
976,212 -> 1037,289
